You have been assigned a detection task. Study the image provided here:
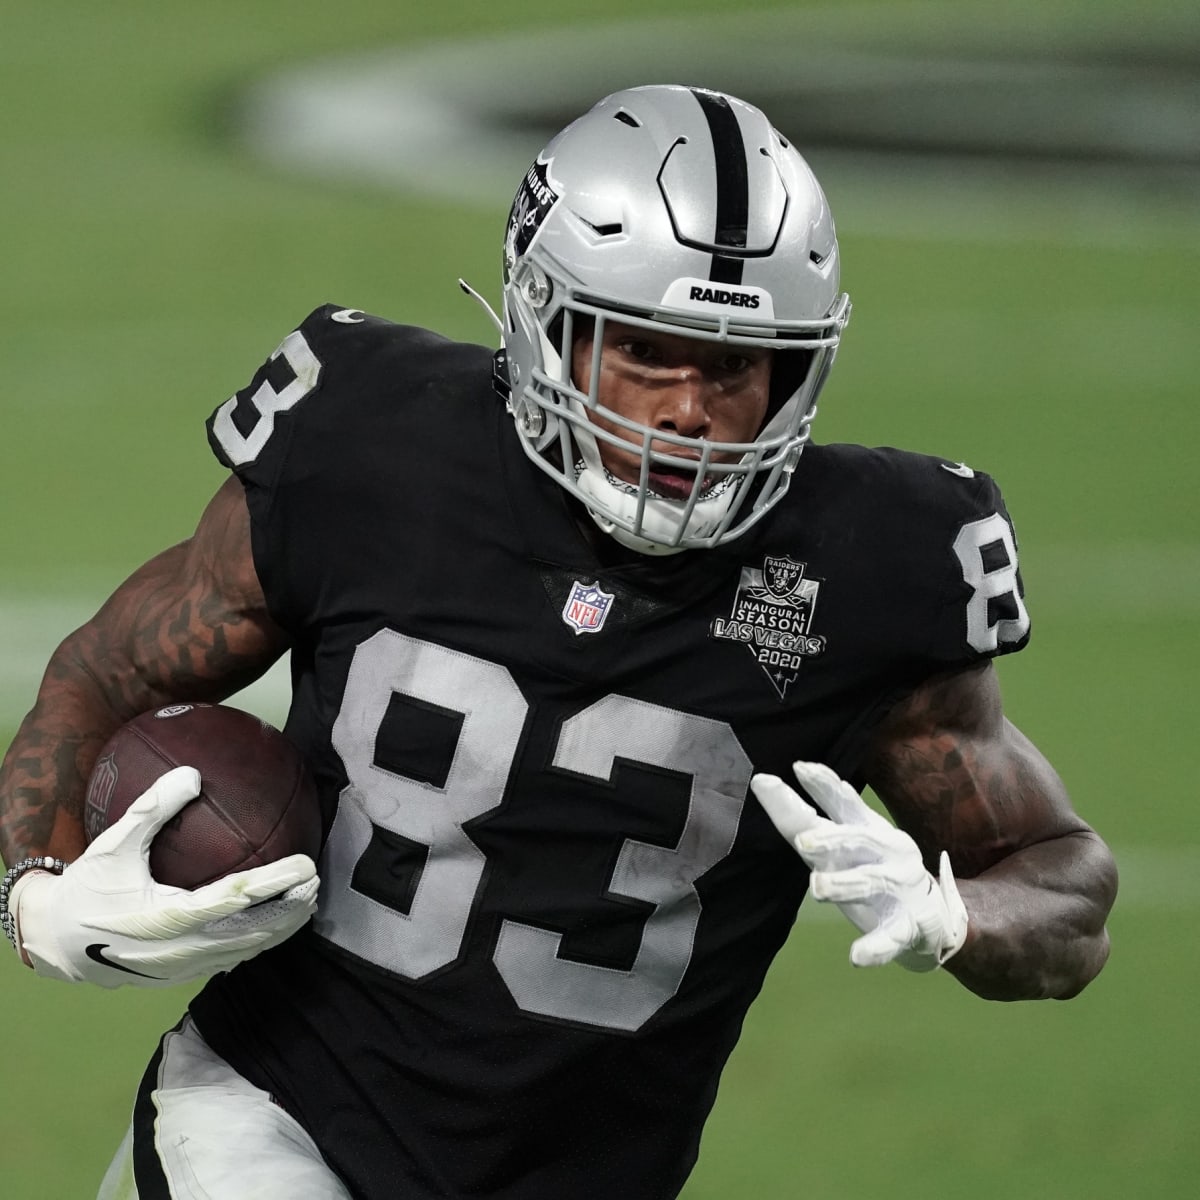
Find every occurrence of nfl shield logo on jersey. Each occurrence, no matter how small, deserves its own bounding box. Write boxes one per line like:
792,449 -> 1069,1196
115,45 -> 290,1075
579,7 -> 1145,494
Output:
561,580 -> 615,635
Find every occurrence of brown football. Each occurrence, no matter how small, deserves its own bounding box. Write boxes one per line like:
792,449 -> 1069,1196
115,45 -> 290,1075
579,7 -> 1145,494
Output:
83,703 -> 322,890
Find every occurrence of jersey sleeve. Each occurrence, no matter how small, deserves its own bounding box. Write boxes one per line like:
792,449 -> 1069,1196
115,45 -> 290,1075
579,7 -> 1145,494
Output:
206,304 -> 381,480
801,447 -> 1033,784
205,304 -> 494,637
205,305 -> 340,633
805,444 -> 1033,676
924,464 -> 1031,668
205,305 -> 418,635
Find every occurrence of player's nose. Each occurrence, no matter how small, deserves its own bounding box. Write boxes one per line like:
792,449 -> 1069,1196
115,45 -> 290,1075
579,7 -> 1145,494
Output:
654,370 -> 712,439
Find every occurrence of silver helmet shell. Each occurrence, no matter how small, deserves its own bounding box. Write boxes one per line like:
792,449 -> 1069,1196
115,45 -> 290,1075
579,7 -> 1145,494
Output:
501,84 -> 850,555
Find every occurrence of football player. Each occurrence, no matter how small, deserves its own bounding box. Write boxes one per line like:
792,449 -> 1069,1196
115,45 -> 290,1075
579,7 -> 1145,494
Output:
0,85 -> 1116,1199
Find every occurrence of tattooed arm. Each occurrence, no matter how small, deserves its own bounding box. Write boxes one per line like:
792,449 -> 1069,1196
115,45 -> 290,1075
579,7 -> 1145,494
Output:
0,476 -> 288,869
862,661 -> 1117,1000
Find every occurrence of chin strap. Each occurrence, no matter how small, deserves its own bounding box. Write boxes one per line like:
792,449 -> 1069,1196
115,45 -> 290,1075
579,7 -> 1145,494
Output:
458,278 -> 503,335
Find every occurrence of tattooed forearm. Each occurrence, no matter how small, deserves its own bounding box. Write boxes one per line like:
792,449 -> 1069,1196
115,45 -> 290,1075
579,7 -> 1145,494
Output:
871,736 -> 1065,878
0,722 -> 107,862
864,662 -> 1117,1000
865,663 -> 1084,874
0,478 -> 287,866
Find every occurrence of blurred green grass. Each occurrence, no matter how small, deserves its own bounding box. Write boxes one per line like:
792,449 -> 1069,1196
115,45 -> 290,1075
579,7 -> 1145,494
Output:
2,1 -> 1197,1196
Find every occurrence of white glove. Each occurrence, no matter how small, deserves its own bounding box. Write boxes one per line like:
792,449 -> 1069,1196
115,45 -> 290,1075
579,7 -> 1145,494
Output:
751,761 -> 968,971
12,766 -> 319,987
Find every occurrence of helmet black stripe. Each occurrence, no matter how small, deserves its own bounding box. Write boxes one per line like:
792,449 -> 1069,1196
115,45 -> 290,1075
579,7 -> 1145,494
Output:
690,88 -> 749,285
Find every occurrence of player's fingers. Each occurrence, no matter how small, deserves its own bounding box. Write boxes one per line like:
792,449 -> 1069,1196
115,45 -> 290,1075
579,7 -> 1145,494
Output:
103,896 -> 232,939
134,766 -> 203,826
809,864 -> 898,904
93,767 -> 202,856
750,773 -> 825,844
207,880 -> 319,938
795,825 -> 896,870
236,855 -> 319,903
132,935 -> 278,981
155,856 -> 318,931
789,761 -> 880,828
849,913 -> 918,968
248,882 -> 319,927
277,874 -> 321,909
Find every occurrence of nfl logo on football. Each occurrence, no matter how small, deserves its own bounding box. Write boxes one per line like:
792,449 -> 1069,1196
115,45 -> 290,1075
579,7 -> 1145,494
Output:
561,580 -> 615,635
83,752 -> 119,841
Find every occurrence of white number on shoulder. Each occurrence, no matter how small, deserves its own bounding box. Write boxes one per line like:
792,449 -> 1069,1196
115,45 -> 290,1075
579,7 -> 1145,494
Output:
315,631 -> 752,1033
210,329 -> 322,466
952,513 -> 1030,653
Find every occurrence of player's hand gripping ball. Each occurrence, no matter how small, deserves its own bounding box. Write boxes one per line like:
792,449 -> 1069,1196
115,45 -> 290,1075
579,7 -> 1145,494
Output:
84,704 -> 323,889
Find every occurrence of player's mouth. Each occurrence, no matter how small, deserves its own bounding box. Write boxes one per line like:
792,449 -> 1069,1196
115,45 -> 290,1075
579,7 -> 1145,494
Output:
647,465 -> 710,501
596,437 -> 736,502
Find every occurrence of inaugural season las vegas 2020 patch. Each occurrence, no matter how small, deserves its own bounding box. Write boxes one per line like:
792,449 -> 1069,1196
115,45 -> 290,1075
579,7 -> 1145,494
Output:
710,556 -> 826,699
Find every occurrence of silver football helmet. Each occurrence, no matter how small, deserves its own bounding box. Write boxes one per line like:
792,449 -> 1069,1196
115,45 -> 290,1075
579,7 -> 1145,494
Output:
500,84 -> 850,555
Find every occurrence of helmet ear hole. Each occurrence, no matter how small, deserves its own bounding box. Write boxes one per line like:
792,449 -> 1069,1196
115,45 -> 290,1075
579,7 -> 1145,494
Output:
546,311 -> 565,356
766,349 -> 814,421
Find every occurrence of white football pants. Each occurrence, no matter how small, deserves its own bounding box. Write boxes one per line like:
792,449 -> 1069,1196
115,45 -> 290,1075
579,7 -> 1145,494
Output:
96,1015 -> 352,1200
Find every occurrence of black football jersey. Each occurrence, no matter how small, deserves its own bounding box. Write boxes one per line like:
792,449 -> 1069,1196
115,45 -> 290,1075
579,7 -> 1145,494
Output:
191,305 -> 1030,1200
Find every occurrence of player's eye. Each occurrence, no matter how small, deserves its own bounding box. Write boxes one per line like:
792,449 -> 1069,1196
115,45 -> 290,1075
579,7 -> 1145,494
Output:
618,338 -> 661,364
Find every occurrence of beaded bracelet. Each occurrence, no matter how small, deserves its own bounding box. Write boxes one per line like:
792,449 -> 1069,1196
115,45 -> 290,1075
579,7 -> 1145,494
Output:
0,856 -> 66,951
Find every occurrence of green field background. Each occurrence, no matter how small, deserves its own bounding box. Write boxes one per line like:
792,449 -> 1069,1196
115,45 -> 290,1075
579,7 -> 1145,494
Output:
2,1 -> 1197,1196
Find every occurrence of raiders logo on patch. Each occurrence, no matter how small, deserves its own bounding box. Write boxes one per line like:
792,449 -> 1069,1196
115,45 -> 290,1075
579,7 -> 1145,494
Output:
710,555 -> 826,699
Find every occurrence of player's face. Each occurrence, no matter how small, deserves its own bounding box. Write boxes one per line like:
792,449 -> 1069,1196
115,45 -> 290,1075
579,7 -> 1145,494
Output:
571,321 -> 772,501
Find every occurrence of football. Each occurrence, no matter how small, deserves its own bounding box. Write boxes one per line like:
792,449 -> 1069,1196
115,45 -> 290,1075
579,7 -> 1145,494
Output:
83,703 -> 323,890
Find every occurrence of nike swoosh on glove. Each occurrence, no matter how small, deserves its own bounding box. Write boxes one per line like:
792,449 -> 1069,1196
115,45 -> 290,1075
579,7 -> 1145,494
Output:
12,766 -> 319,987
751,761 -> 968,972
